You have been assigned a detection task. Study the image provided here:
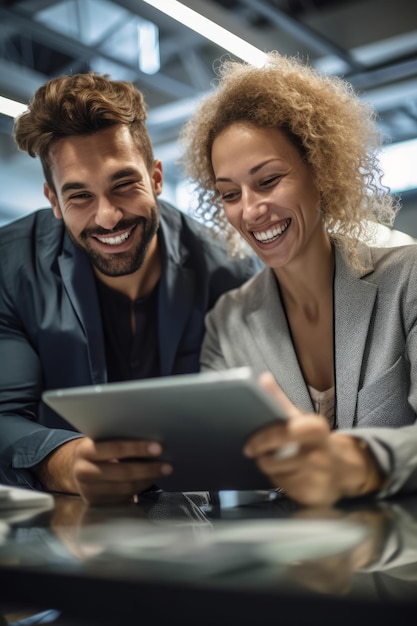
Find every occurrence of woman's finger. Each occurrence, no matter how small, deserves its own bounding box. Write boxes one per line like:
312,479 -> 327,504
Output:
257,372 -> 301,419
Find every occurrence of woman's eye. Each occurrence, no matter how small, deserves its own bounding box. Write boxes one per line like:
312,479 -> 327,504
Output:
221,191 -> 239,202
261,175 -> 281,188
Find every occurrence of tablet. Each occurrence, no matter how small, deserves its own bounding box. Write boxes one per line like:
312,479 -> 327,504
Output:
42,367 -> 288,492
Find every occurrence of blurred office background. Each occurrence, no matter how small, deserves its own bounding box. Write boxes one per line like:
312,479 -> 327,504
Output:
0,0 -> 417,240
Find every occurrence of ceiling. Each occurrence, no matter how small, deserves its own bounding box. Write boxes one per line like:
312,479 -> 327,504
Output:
1,0 -> 417,230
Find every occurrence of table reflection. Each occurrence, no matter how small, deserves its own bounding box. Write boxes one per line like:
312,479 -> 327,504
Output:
1,490 -> 417,616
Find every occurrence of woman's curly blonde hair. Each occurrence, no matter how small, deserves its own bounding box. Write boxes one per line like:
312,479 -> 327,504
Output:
179,52 -> 399,268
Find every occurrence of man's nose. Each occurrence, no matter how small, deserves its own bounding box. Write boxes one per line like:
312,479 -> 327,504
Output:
94,198 -> 123,230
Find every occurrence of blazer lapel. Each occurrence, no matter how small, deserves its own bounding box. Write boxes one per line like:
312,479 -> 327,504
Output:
245,269 -> 314,412
158,260 -> 195,375
245,245 -> 378,424
157,208 -> 195,376
58,237 -> 107,384
334,245 -> 377,428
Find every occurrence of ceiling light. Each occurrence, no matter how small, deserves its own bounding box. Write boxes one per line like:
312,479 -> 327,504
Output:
138,19 -> 160,74
0,96 -> 27,118
380,138 -> 417,193
142,0 -> 267,67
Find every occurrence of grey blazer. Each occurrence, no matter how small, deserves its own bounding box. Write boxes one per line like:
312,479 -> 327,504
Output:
201,242 -> 417,498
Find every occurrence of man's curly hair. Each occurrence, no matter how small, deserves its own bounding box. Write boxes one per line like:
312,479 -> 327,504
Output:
180,52 -> 399,268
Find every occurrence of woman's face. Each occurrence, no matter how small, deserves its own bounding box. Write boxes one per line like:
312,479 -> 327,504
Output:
211,122 -> 326,270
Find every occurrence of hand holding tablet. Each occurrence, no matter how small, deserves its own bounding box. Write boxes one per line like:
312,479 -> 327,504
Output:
42,367 -> 288,492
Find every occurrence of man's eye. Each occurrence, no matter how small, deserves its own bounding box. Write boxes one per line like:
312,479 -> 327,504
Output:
70,193 -> 90,200
115,180 -> 136,190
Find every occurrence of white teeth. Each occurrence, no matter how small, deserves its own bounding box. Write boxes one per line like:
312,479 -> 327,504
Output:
253,219 -> 290,243
96,231 -> 131,246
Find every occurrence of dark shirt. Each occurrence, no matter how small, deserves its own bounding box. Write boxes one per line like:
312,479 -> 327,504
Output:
95,278 -> 160,382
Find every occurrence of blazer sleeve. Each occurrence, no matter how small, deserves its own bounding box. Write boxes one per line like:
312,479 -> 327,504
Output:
0,306 -> 83,487
339,271 -> 417,499
0,237 -> 83,489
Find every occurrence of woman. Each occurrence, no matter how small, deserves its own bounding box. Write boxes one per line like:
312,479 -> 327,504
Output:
180,52 -> 417,506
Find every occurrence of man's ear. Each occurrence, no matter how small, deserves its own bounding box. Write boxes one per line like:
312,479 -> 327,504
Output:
44,183 -> 63,219
151,160 -> 163,196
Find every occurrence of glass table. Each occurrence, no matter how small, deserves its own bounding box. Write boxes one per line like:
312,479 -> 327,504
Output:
0,489 -> 416,625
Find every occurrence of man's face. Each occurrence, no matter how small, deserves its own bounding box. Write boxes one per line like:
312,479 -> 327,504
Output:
44,124 -> 162,278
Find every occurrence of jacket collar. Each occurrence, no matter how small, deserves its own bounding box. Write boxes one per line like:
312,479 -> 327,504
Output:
157,201 -> 195,375
334,242 -> 377,427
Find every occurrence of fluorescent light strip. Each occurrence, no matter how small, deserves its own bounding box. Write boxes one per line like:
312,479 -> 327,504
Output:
138,20 -> 161,75
380,138 -> 417,193
142,0 -> 267,67
0,96 -> 27,118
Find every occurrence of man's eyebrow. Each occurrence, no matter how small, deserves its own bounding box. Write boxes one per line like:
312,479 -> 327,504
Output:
110,168 -> 139,181
61,181 -> 85,194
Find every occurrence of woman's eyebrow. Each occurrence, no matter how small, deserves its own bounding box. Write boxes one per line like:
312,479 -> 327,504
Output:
215,158 -> 284,182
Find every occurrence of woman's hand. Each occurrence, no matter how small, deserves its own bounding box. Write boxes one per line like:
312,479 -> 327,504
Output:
243,372 -> 384,506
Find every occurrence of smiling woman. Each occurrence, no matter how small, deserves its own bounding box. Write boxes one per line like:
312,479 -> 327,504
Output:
180,52 -> 398,269
180,51 -> 417,508
210,123 -> 324,271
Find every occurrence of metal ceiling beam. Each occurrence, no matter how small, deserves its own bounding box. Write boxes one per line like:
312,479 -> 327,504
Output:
237,0 -> 364,71
0,6 -> 199,100
176,0 -> 283,54
347,57 -> 417,91
0,58 -> 47,102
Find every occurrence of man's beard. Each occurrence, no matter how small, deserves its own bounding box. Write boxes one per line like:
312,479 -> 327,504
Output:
67,205 -> 159,277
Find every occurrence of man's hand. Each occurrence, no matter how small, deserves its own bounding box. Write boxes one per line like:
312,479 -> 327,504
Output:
35,437 -> 172,505
243,372 -> 384,507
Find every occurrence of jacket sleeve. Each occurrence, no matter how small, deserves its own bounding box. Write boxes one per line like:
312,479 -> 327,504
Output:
0,246 -> 83,489
340,320 -> 417,499
0,304 -> 83,487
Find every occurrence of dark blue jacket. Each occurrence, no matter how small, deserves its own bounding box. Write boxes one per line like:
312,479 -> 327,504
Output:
0,201 -> 259,487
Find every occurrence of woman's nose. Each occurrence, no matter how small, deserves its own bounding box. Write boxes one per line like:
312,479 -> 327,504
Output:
241,189 -> 269,221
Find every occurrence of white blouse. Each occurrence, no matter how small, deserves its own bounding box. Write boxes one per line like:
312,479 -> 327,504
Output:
308,385 -> 335,429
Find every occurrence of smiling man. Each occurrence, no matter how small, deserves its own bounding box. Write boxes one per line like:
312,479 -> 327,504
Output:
0,72 -> 258,505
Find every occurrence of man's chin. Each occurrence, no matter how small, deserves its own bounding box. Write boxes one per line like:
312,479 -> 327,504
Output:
92,261 -> 139,278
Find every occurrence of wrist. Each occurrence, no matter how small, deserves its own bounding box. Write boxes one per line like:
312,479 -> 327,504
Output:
332,433 -> 386,499
34,438 -> 83,495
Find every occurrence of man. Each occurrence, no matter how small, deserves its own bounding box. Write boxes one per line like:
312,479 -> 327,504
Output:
0,72 -> 258,505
